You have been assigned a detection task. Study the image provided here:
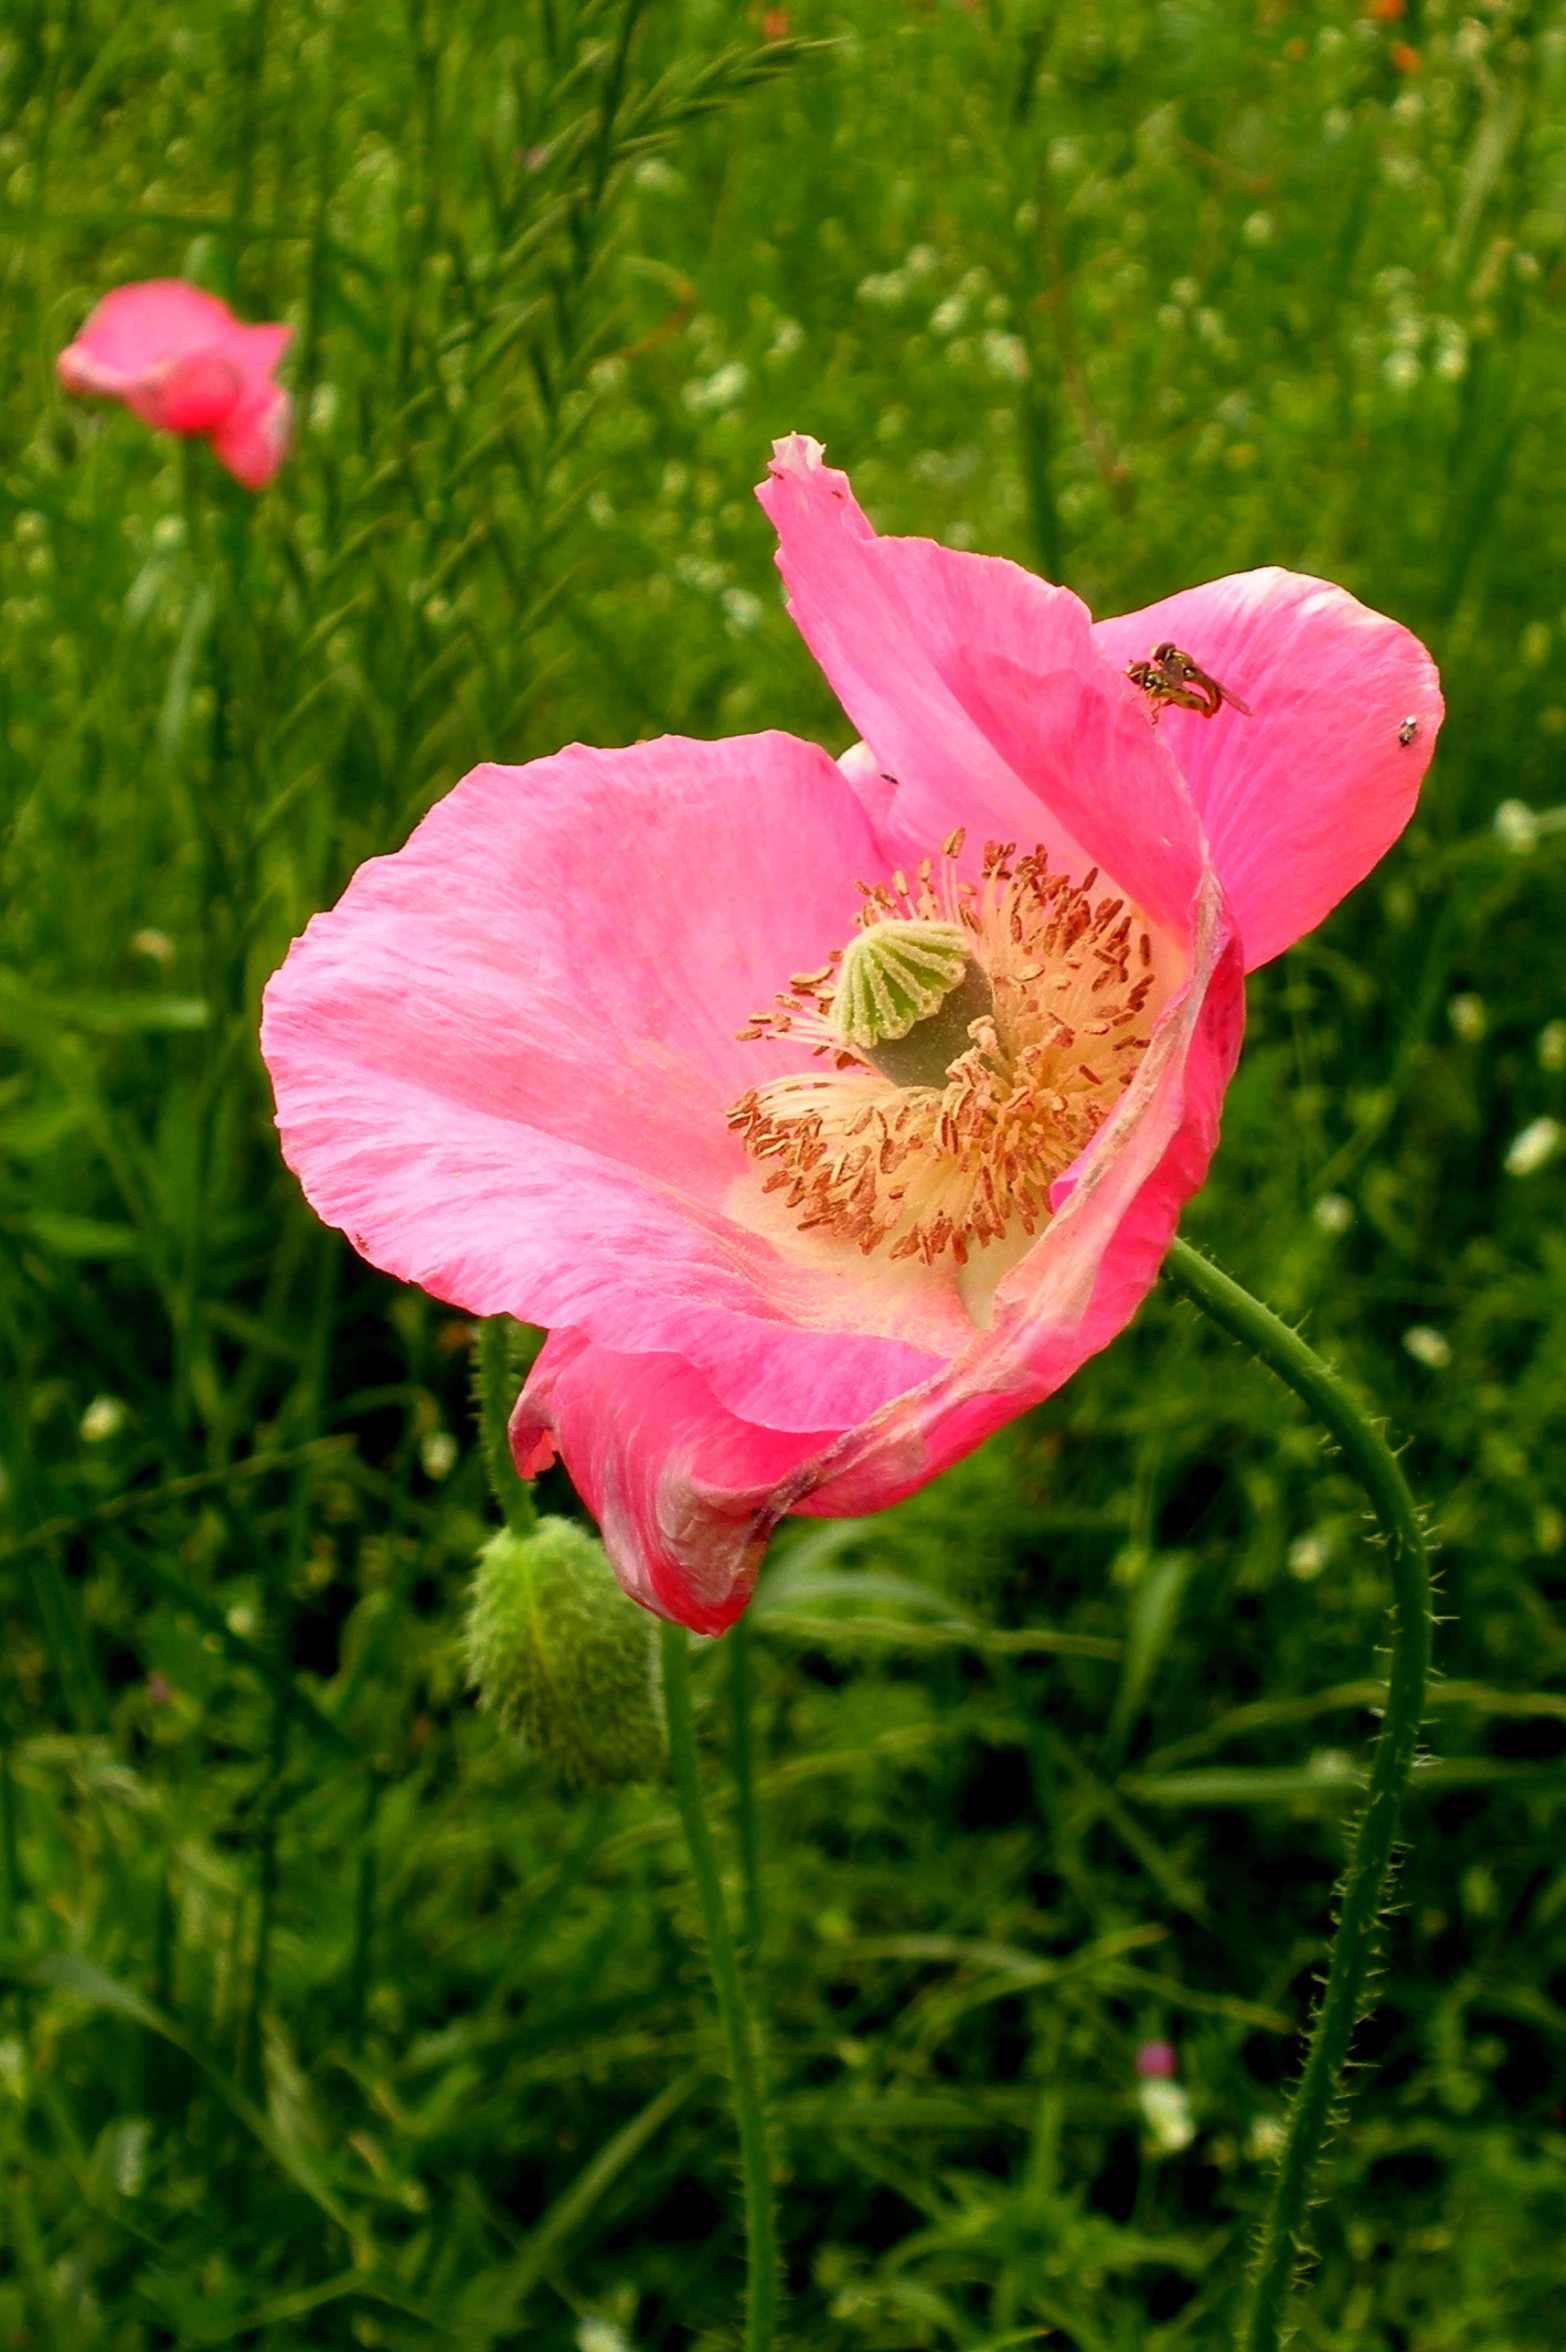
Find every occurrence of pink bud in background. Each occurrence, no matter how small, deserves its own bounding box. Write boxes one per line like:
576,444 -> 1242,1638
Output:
1136,2040 -> 1178,2079
57,280 -> 293,490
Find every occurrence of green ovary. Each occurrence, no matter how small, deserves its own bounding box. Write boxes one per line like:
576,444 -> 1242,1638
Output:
832,918 -> 996,1088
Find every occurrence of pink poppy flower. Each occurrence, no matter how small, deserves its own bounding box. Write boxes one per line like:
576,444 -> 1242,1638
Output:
57,280 -> 292,490
260,436 -> 1440,1633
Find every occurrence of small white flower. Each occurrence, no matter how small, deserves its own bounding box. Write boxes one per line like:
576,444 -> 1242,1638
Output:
721,586 -> 763,634
1242,210 -> 1274,246
1537,1021 -> 1566,1072
982,330 -> 1029,384
1313,1193 -> 1353,1235
1505,1116 -> 1561,1177
0,2037 -> 27,2099
1494,798 -> 1539,853
1403,1326 -> 1452,1369
420,1430 -> 459,1481
1246,2113 -> 1286,2161
81,1395 -> 128,1444
1432,320 -> 1469,382
110,2117 -> 150,2197
681,360 -> 749,415
1288,1532 -> 1331,1582
577,2324 -> 632,2352
1138,2077 -> 1196,2154
1447,993 -> 1485,1043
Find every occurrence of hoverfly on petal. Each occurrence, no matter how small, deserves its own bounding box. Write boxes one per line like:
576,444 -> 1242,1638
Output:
1127,641 -> 1252,720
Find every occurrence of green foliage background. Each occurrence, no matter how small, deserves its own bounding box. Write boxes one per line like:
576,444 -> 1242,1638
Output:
3,0 -> 1566,2343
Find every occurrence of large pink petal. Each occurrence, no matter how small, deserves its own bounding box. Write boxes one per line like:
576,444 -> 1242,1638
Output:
262,732 -> 963,1434
511,1331 -> 835,1633
211,379 -> 293,488
512,879 -> 1246,1631
756,436 -> 1207,941
60,280 -> 240,384
230,321 -> 293,387
131,348 -> 243,434
1092,570 -> 1442,970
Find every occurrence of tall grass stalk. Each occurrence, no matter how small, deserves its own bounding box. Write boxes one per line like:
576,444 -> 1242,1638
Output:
661,1620 -> 779,2352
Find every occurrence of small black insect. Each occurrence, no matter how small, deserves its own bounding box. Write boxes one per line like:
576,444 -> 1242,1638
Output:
1398,715 -> 1418,746
1127,641 -> 1252,720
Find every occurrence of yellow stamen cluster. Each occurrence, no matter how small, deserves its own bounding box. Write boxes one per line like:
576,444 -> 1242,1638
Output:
729,833 -> 1158,1267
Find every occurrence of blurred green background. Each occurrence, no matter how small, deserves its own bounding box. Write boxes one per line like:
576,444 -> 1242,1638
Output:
4,0 -> 1566,2344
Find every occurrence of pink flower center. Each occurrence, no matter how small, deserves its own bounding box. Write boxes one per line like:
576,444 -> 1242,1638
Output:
729,833 -> 1161,1267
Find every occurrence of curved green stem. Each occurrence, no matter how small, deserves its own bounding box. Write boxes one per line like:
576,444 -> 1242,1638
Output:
1161,1238 -> 1432,2352
660,1620 -> 778,2352
729,1613 -> 763,1956
476,1317 -> 535,1536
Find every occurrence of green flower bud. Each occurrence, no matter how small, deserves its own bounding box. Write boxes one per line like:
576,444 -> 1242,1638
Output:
462,1518 -> 666,1788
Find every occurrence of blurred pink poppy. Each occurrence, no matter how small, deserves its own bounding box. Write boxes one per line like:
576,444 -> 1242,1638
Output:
57,279 -> 292,489
260,436 -> 1440,1632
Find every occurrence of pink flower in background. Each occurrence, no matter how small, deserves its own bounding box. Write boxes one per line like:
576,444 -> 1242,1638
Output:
57,280 -> 292,489
1136,2040 -> 1179,2080
260,436 -> 1440,1633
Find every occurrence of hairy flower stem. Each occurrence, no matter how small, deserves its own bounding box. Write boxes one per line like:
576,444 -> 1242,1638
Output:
660,1620 -> 778,2352
729,1614 -> 763,1955
476,1317 -> 536,1537
1161,1238 -> 1432,2352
